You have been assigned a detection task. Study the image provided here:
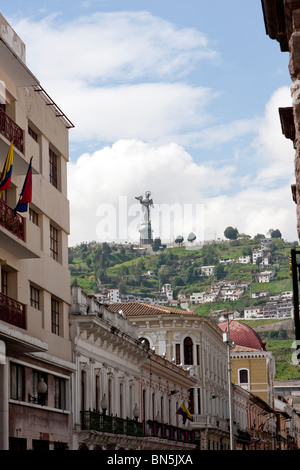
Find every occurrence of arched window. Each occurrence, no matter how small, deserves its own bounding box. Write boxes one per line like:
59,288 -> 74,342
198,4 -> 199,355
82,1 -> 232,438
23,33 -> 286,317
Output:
184,337 -> 193,365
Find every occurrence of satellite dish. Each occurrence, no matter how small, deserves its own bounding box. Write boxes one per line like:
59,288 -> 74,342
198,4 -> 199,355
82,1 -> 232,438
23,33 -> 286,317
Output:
187,232 -> 196,242
175,235 -> 184,244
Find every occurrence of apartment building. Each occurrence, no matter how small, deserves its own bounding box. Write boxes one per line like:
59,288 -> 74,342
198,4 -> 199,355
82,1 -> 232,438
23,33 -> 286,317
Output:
0,15 -> 74,450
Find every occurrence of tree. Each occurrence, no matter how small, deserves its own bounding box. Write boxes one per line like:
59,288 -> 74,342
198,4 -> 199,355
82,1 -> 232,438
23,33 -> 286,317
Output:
269,229 -> 282,239
214,263 -> 226,280
224,226 -> 238,240
152,237 -> 161,252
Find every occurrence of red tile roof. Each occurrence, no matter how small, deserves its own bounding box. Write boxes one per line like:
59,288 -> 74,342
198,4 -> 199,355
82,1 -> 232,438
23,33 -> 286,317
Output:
218,320 -> 266,351
107,302 -> 197,317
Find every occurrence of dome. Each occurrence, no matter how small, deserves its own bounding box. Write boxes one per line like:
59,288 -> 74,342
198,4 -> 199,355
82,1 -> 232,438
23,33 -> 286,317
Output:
218,320 -> 266,351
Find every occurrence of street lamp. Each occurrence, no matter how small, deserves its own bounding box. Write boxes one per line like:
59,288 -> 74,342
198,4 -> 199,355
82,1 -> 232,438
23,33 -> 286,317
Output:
28,378 -> 48,406
101,394 -> 108,418
133,403 -> 140,422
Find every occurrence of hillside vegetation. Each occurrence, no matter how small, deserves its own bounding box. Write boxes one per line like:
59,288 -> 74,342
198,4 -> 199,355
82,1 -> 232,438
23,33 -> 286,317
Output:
68,236 -> 300,380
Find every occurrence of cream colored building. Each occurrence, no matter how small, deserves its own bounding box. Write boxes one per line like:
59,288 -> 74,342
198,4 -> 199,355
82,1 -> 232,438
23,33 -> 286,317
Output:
108,302 -> 231,450
70,286 -> 197,450
0,15 -> 74,450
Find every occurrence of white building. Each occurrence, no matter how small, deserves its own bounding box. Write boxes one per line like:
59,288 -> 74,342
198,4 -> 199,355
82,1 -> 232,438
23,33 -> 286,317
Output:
237,255 -> 251,264
70,286 -> 197,450
108,302 -> 232,450
108,288 -> 120,303
256,271 -> 275,283
201,265 -> 215,276
190,292 -> 206,303
244,307 -> 263,319
0,15 -> 74,451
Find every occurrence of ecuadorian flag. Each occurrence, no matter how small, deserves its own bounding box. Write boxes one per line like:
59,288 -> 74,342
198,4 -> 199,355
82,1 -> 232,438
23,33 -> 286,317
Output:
14,157 -> 32,213
176,403 -> 193,423
0,141 -> 13,196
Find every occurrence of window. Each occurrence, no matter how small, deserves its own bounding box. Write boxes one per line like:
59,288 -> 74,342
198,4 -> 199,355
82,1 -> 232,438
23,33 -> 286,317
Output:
184,337 -> 193,365
51,297 -> 60,335
239,369 -> 249,384
175,344 -> 181,364
55,377 -> 66,410
49,148 -> 58,188
10,363 -> 25,400
28,126 -> 38,142
1,269 -> 7,295
30,286 -> 40,309
29,208 -> 39,226
0,189 -> 7,202
50,224 -> 58,260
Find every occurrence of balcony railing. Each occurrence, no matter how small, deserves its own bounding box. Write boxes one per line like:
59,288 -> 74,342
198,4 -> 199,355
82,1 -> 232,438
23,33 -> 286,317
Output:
146,420 -> 195,444
81,411 -> 143,437
80,412 -> 195,445
0,107 -> 24,153
0,291 -> 26,329
0,198 -> 25,241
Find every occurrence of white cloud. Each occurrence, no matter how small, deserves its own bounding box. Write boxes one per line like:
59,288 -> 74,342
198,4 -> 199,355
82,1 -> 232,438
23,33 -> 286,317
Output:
9,11 -> 298,245
12,12 -> 218,83
253,86 -> 294,183
68,139 -> 235,245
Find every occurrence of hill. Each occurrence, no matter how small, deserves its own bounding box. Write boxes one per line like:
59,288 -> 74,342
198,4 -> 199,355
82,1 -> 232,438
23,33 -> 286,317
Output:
68,236 -> 300,380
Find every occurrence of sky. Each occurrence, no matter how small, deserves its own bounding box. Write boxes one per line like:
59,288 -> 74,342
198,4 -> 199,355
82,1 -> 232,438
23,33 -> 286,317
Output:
1,1 -> 298,246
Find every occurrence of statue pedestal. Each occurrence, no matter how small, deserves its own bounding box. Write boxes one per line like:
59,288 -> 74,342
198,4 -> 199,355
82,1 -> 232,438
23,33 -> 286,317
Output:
139,222 -> 153,245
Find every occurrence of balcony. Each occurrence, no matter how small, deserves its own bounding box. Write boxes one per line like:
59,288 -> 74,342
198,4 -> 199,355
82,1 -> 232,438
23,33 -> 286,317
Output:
81,411 -> 143,437
0,198 -> 25,241
146,419 -> 195,444
0,107 -> 24,153
0,291 -> 26,329
80,412 -> 195,445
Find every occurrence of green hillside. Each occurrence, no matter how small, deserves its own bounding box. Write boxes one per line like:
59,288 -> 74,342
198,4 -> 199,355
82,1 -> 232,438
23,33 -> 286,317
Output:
68,236 -> 300,380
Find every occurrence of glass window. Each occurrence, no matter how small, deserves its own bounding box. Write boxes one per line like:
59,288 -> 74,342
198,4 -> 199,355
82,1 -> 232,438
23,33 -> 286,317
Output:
239,369 -> 249,384
184,337 -> 193,365
49,148 -> 57,188
30,286 -> 40,309
51,297 -> 60,335
10,363 -> 25,401
29,208 -> 39,226
175,343 -> 180,364
50,224 -> 58,260
55,376 -> 66,410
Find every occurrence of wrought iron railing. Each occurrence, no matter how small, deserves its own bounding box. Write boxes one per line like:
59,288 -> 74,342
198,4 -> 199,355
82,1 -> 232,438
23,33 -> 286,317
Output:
0,291 -> 26,329
0,107 -> 24,153
146,420 -> 195,444
0,198 -> 25,241
81,411 -> 143,437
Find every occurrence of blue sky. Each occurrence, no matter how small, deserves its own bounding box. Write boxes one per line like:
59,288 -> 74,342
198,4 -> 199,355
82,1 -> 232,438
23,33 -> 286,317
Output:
1,1 -> 297,245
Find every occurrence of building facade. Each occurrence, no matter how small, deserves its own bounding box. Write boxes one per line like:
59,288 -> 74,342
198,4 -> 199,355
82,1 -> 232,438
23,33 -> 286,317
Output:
70,286 -> 197,450
261,0 -> 300,236
0,15 -> 74,450
107,302 -> 231,450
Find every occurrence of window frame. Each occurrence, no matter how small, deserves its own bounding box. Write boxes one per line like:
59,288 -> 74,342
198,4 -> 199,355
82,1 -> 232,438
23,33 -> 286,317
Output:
51,297 -> 60,335
49,148 -> 58,188
50,224 -> 58,261
30,285 -> 40,310
10,363 -> 25,401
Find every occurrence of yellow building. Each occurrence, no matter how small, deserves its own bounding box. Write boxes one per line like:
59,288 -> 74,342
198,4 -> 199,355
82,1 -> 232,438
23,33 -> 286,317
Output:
218,320 -> 275,407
